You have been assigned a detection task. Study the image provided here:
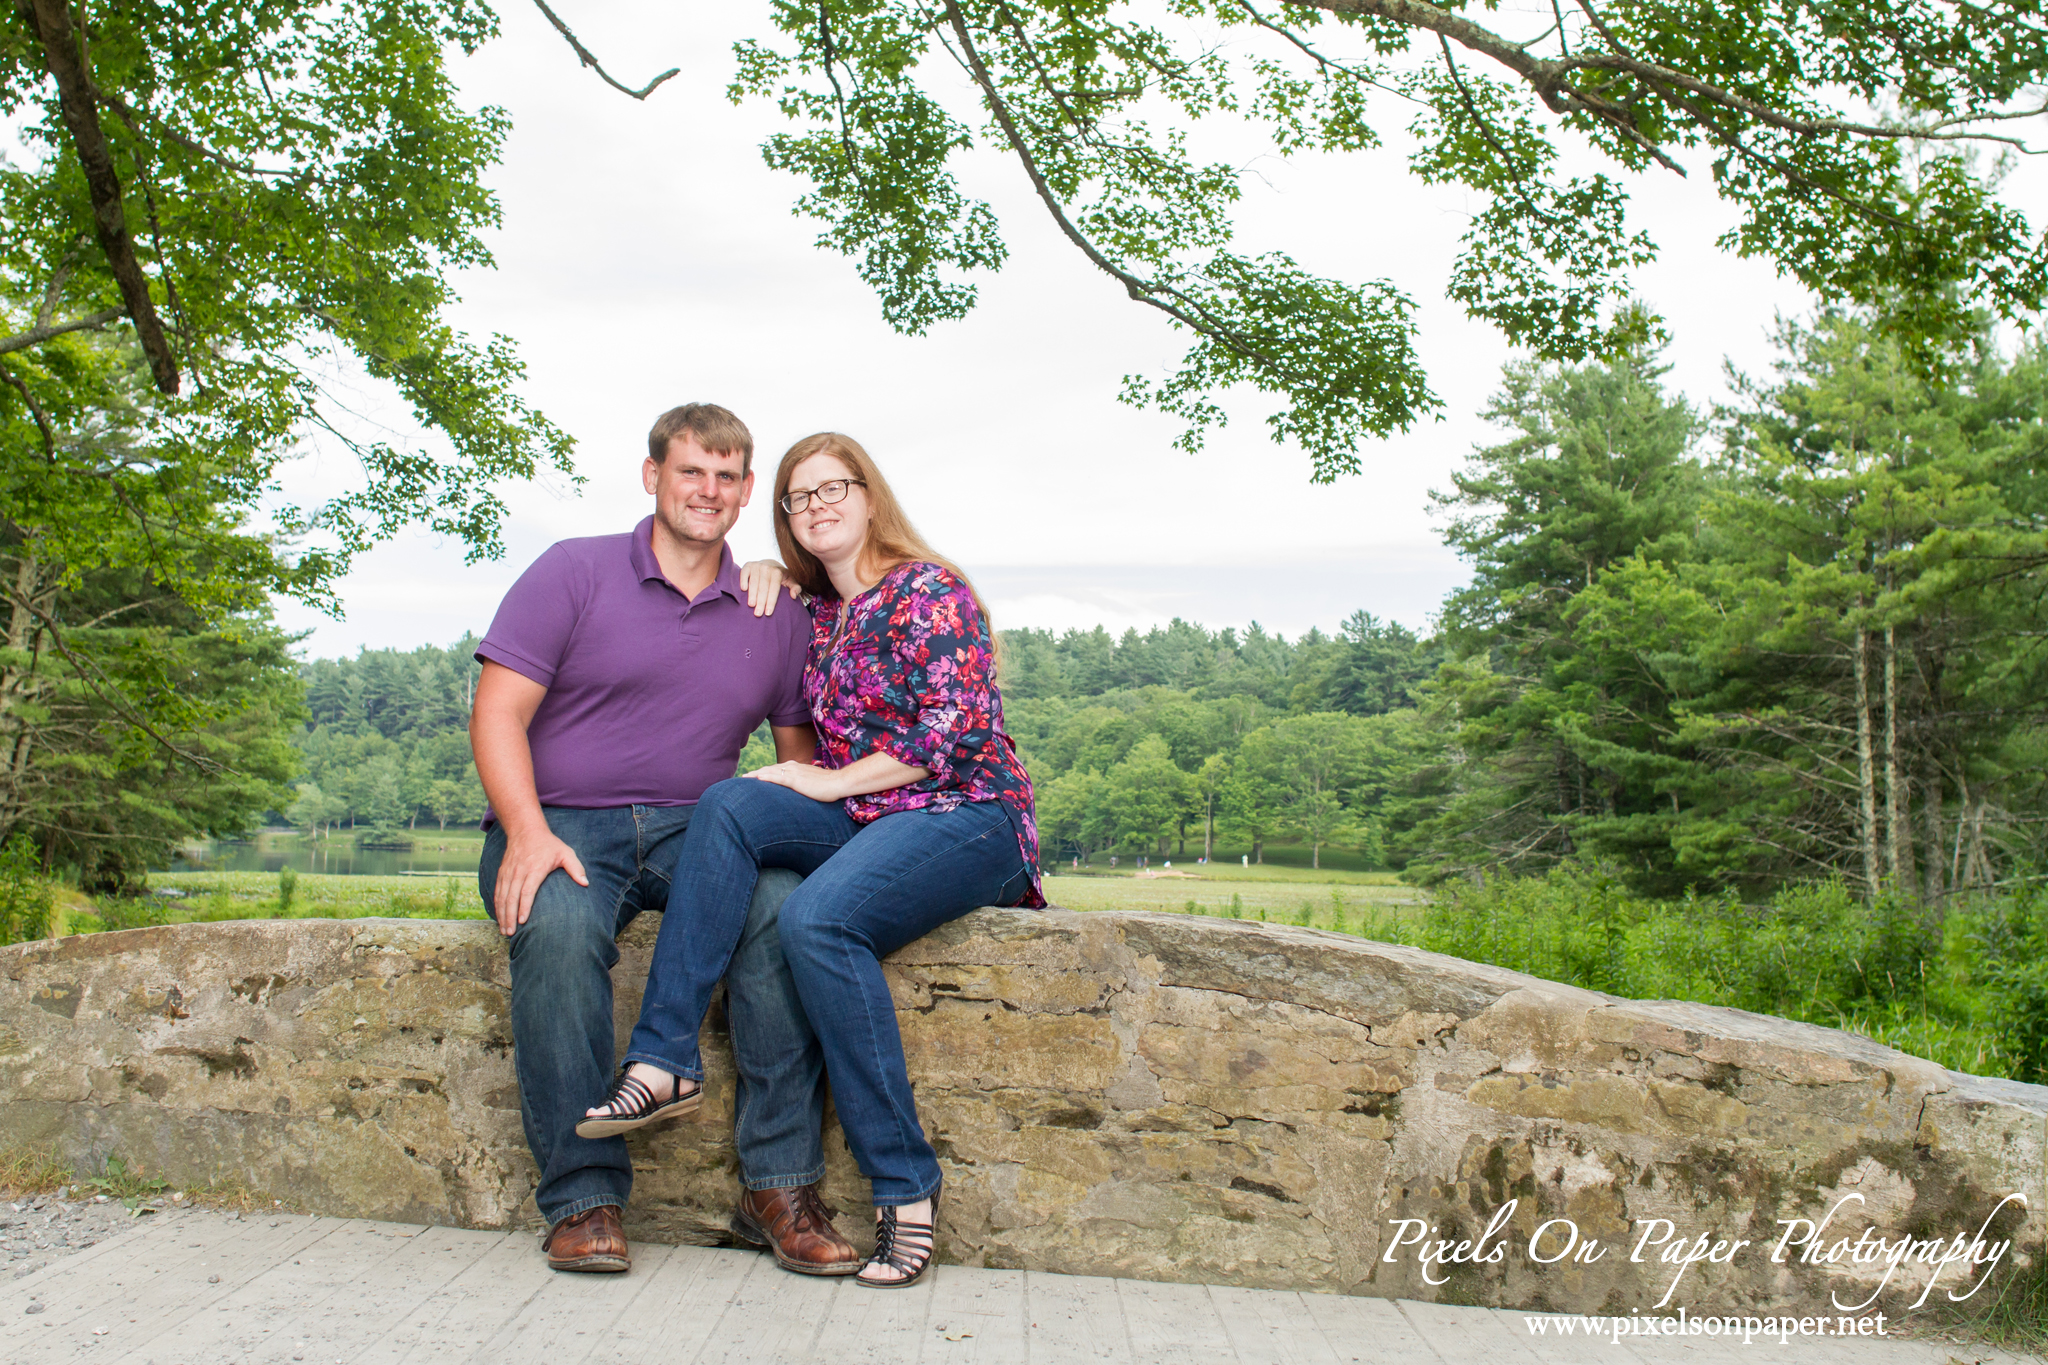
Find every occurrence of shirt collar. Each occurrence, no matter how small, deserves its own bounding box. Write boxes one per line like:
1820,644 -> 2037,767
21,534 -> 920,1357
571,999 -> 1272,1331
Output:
630,516 -> 743,603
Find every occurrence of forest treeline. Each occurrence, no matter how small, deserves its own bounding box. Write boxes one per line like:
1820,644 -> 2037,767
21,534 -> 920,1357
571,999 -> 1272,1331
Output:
13,309 -> 2048,914
286,643 -> 489,838
998,313 -> 2048,906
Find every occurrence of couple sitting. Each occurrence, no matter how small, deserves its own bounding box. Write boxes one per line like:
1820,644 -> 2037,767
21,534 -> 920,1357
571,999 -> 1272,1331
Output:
470,404 -> 1041,1289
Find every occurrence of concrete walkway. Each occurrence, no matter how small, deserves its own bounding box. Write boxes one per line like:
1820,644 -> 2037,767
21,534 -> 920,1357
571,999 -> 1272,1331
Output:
1,1210 -> 2035,1365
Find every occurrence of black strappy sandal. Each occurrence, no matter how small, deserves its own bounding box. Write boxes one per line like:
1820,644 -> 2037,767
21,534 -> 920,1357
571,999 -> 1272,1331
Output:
856,1182 -> 940,1289
573,1067 -> 701,1138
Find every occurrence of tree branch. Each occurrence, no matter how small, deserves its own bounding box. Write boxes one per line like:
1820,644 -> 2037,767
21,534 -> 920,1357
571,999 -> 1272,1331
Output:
1300,0 -> 2043,153
18,0 -> 180,395
936,1 -> 1270,364
0,364 -> 56,456
531,0 -> 680,100
0,307 -> 125,357
35,233 -> 91,329
7,595 -> 219,773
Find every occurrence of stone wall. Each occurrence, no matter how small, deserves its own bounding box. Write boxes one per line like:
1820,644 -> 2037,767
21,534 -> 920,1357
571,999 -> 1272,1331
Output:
1,909 -> 2041,1314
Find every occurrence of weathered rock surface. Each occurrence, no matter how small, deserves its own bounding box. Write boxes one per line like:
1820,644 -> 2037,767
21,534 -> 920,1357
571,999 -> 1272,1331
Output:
1,910 -> 2040,1314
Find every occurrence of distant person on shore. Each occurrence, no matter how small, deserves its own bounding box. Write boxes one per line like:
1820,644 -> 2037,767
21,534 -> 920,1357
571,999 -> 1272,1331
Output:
469,404 -> 863,1278
577,431 -> 1042,1288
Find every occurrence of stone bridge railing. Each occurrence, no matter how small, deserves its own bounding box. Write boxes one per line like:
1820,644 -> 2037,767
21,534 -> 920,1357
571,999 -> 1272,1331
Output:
1,908 -> 2041,1315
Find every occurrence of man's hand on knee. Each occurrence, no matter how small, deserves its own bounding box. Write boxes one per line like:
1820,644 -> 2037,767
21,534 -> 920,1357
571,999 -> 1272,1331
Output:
495,828 -> 590,936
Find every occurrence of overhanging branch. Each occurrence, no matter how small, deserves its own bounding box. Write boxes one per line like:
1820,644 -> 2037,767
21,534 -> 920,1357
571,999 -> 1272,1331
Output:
935,1 -> 1272,365
18,0 -> 181,395
531,0 -> 680,100
1301,0 -> 2044,154
0,308 -> 125,357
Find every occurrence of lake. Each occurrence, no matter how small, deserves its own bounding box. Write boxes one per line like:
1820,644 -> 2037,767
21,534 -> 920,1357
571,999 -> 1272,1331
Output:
171,833 -> 484,878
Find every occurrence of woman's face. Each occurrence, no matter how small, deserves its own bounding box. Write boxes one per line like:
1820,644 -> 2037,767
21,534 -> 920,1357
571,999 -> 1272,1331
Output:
784,452 -> 871,565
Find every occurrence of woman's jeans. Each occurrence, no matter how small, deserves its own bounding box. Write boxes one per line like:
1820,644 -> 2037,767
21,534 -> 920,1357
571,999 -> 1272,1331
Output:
626,777 -> 1032,1205
482,804 -> 828,1228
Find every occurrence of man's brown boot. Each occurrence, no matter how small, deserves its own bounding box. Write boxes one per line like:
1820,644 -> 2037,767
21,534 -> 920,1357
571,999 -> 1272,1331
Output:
543,1205 -> 630,1273
731,1184 -> 861,1276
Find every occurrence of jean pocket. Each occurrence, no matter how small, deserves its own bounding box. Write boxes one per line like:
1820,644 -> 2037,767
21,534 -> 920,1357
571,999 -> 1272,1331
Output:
991,862 -> 1034,908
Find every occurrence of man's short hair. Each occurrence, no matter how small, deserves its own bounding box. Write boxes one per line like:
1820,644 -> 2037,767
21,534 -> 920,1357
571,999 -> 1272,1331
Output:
648,403 -> 754,474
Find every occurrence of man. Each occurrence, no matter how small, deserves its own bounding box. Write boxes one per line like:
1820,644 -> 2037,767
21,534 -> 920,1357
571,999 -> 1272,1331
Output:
469,403 -> 859,1276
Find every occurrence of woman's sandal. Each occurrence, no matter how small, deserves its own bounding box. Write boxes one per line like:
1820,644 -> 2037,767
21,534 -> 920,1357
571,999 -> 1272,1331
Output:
857,1184 -> 940,1290
573,1068 -> 701,1138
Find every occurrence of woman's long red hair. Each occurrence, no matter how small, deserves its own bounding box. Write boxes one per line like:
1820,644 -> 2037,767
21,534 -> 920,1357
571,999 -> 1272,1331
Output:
771,433 -> 993,626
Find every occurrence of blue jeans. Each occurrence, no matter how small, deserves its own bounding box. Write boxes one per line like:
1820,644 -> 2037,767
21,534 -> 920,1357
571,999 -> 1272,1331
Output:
480,804 -> 828,1228
625,778 -> 1032,1205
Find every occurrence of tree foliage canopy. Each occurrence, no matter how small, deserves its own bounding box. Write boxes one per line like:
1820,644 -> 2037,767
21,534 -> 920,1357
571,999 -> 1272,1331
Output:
692,0 -> 2048,478
0,2 -> 573,866
2,0 -> 575,611
1410,316 -> 2048,900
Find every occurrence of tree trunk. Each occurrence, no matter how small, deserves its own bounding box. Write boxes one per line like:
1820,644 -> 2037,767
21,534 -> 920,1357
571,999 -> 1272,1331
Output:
1950,774 -> 1968,890
1203,793 -> 1214,861
19,0 -> 181,393
1252,838 -> 1263,865
1966,797 -> 1991,888
1853,623 -> 1881,898
1883,623 -> 1914,898
1312,841 -> 1321,870
1919,748 -> 1945,910
0,550 -> 59,835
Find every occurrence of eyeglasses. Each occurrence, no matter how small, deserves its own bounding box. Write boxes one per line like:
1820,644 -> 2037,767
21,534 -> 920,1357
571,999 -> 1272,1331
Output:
779,478 -> 866,514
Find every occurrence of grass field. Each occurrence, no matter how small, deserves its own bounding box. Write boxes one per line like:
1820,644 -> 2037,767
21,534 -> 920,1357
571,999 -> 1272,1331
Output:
1042,871 -> 1421,932
1087,863 -> 1406,886
52,864 -> 1418,939
59,870 -> 487,934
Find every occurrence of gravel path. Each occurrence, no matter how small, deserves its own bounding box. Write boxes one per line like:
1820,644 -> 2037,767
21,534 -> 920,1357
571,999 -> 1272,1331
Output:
1,1191 -> 180,1283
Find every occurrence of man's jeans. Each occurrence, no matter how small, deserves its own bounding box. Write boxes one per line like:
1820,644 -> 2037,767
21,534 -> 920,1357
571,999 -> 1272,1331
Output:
480,804 -> 827,1228
623,779 -> 1032,1206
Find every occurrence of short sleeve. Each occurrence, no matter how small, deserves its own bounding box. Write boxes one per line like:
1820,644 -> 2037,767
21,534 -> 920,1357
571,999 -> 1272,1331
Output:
766,599 -> 815,727
476,544 -> 582,688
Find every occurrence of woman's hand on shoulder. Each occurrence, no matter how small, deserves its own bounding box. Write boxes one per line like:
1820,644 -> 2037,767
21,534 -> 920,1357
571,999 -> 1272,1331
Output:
741,760 -> 845,802
738,559 -> 804,616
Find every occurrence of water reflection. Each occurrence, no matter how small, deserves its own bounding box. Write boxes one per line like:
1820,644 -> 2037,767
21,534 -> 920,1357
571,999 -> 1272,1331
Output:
171,834 -> 484,878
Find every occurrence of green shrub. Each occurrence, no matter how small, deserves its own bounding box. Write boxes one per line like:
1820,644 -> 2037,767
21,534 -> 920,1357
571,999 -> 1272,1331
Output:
0,835 -> 52,946
1973,884 -> 2048,1085
1409,863 -> 2025,1081
278,866 -> 297,913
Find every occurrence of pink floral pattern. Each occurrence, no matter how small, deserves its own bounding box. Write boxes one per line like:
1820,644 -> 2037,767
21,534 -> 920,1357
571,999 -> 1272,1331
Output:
805,561 -> 1043,908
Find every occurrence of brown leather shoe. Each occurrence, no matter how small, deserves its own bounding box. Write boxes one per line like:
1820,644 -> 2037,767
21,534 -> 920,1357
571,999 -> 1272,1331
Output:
731,1184 -> 861,1276
542,1205 -> 630,1273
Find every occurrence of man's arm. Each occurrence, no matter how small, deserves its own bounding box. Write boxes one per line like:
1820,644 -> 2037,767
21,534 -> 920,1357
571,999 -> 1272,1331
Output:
772,723 -> 817,764
470,659 -> 588,936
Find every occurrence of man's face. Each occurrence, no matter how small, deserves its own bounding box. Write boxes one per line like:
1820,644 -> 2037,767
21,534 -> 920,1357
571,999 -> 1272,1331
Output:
643,435 -> 752,547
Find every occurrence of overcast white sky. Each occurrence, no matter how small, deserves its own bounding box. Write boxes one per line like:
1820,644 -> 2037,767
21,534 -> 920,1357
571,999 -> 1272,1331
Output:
271,3 -> 2046,658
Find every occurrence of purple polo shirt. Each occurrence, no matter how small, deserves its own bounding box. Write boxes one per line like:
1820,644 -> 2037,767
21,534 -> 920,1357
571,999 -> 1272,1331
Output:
476,518 -> 812,808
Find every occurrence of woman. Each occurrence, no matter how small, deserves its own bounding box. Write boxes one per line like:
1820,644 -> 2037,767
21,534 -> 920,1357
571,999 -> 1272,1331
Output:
577,432 -> 1041,1288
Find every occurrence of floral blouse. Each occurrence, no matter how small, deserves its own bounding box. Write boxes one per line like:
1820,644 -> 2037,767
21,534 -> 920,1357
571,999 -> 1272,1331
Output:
805,561 -> 1043,908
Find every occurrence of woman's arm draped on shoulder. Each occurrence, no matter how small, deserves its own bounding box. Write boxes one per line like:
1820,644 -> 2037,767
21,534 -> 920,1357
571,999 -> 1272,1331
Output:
739,559 -> 802,616
870,566 -> 997,784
